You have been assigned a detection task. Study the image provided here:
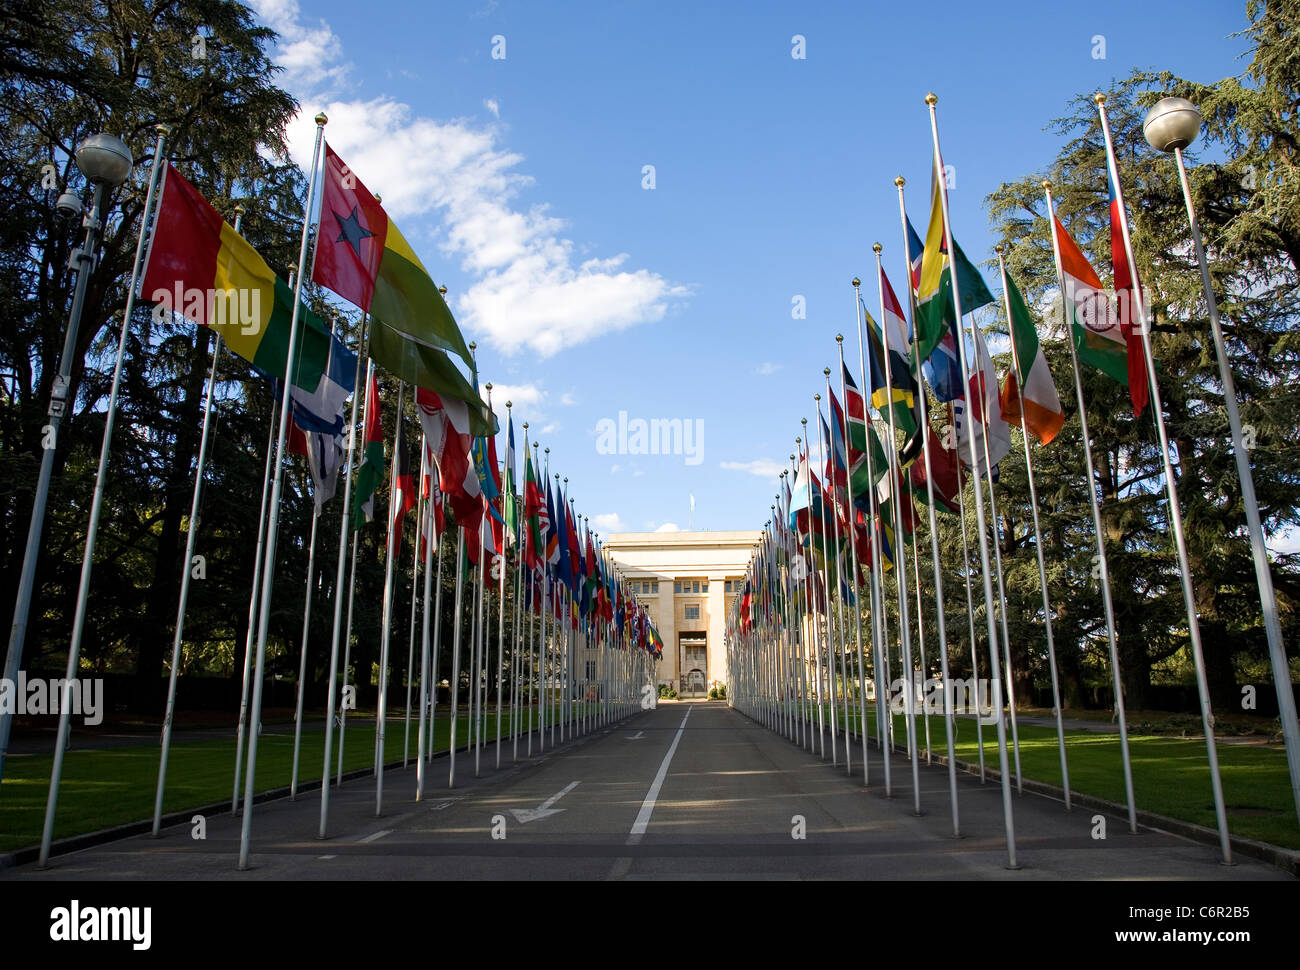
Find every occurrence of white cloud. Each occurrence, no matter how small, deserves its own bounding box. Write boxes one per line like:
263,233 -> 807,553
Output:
654,522 -> 681,533
254,0 -> 686,359
721,459 -> 786,479
755,362 -> 782,376
487,382 -> 545,422
483,98 -> 500,118
560,392 -> 577,406
591,512 -> 627,533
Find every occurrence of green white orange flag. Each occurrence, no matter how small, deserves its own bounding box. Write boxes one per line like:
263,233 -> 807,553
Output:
998,271 -> 1065,444
1050,214 -> 1143,415
352,369 -> 383,525
311,143 -> 492,435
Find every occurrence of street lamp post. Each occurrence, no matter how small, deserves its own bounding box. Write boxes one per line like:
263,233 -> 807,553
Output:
1144,96 -> 1300,828
0,133 -> 133,786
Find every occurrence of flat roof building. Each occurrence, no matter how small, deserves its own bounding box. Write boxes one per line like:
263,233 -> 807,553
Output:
602,530 -> 762,697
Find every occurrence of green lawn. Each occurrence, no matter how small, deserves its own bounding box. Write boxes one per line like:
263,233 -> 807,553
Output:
0,705 -> 576,854
786,702 -> 1300,849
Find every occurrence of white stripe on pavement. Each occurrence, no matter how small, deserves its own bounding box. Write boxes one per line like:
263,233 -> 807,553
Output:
628,704 -> 693,843
359,829 -> 392,843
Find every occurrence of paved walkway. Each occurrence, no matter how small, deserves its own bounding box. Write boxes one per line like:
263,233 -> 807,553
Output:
2,700 -> 1290,880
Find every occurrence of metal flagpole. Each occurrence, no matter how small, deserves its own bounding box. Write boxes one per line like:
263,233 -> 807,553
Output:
428,491 -> 447,767
812,402 -> 840,766
470,512 -> 484,776
800,423 -> 827,759
873,245 -> 922,815
954,420 -> 986,780
404,435 -> 427,768
1159,112 -> 1300,824
152,197 -> 235,836
235,403 -> 277,812
926,93 -> 1017,867
448,526 -> 467,787
237,113 -> 327,871
824,370 -> 853,773
497,401 -> 511,767
851,290 -> 892,793
291,311 -> 342,799
416,472 -> 436,799
38,127 -> 170,866
1096,94 -> 1231,862
996,245 -> 1071,808
373,381 -> 405,815
1043,179 -> 1138,831
320,321 -> 370,834
0,128 -> 158,789
893,176 -> 961,830
336,513 -> 361,784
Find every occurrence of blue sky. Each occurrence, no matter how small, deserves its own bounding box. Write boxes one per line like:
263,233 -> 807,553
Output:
252,0 -> 1252,535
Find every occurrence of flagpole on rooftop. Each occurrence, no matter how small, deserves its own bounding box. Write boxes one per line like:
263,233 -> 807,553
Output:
1096,94 -> 1231,863
237,112 -> 328,870
926,93 -> 1018,868
996,245 -> 1071,810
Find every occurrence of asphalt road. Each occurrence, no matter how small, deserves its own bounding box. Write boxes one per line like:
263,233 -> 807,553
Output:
2,700 -> 1291,881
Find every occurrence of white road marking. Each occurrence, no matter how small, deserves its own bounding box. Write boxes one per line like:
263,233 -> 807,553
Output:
628,705 -> 693,843
359,829 -> 392,843
626,731 -> 645,740
317,855 -> 337,860
509,780 -> 580,823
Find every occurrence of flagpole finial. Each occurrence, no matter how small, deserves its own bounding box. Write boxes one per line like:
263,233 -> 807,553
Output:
872,242 -> 882,255
894,175 -> 905,187
289,262 -> 297,274
438,285 -> 446,295
156,123 -> 172,136
506,400 -> 512,409
994,244 -> 1004,255
1093,92 -> 1106,106
1041,178 -> 1051,190
924,92 -> 938,107
835,333 -> 843,343
814,393 -> 821,402
522,421 -> 528,429
851,277 -> 860,288
469,341 -> 476,351
314,112 -> 328,127
789,454 -> 795,462
234,203 -> 245,216
823,367 -> 830,377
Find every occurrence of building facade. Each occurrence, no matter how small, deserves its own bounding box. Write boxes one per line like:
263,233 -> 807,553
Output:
603,530 -> 762,697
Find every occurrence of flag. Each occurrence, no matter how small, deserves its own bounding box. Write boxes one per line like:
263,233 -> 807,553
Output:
909,425 -> 962,514
839,364 -> 889,498
303,426 -> 344,511
905,216 -> 925,295
1050,214 -> 1143,416
502,416 -> 518,546
954,323 -> 1012,477
352,370 -> 383,525
311,144 -> 492,435
142,165 -> 355,426
998,271 -> 1065,444
415,386 -> 481,531
523,445 -> 544,571
914,163 -> 997,365
861,298 -> 918,435
389,417 -> 415,546
1107,176 -> 1151,418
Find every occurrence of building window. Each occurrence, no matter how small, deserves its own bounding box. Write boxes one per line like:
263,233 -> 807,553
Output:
724,580 -> 732,593
701,581 -> 708,592
674,581 -> 682,594
684,604 -> 701,620
651,581 -> 658,593
692,580 -> 700,593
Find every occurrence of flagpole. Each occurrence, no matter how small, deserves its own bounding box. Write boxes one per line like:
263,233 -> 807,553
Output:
812,404 -> 840,766
496,401 -> 511,768
823,371 -> 853,773
470,511 -> 485,776
448,525 -> 467,788
925,93 -> 1017,867
893,177 -> 962,830
954,470 -> 985,780
291,504 -> 322,799
319,302 -> 369,830
372,380 -> 406,814
336,508 -> 362,785
404,434 -> 428,768
234,403 -> 277,813
428,489 -> 448,770
995,245 -> 1071,809
1152,102 -> 1300,827
36,126 -> 169,866
416,467 -> 436,800
150,195 -> 236,836
799,424 -> 827,759
1043,180 -> 1139,833
872,247 -> 923,814
237,112 -> 327,871
1096,94 -> 1231,862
